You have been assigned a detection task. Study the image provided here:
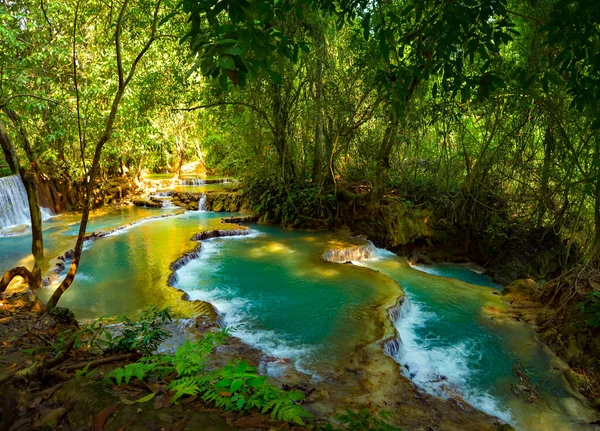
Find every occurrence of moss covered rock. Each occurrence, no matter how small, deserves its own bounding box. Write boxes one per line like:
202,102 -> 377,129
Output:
502,279 -> 539,298
348,198 -> 433,248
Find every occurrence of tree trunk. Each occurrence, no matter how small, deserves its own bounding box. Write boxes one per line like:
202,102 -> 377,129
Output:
0,113 -> 44,290
592,136 -> 600,260
47,131 -> 107,308
373,111 -> 398,199
536,126 -> 555,227
0,119 -> 18,174
0,267 -> 36,293
271,82 -> 296,180
311,27 -> 325,185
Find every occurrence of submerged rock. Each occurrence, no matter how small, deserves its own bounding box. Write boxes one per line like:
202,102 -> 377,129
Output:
321,243 -> 375,262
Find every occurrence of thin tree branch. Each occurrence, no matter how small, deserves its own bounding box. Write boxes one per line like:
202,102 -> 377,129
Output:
174,102 -> 276,134
124,0 -> 163,87
507,10 -> 543,26
115,0 -> 129,89
0,94 -> 59,109
73,0 -> 87,176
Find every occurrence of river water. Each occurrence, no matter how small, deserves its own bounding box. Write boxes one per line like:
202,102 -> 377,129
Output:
0,199 -> 597,430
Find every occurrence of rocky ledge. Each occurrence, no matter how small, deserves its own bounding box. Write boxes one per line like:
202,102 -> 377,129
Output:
220,215 -> 260,224
321,243 -> 376,263
172,191 -> 242,212
132,197 -> 163,208
42,211 -> 184,286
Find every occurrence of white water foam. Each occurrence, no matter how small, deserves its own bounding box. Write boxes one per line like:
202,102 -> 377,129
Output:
411,264 -> 445,277
104,212 -> 184,238
198,194 -> 208,211
181,178 -> 205,185
0,175 -> 54,231
173,233 -> 316,373
354,245 -> 513,423
391,297 -> 512,423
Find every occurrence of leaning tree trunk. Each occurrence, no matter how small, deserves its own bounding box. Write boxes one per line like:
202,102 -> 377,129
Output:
0,114 -> 44,292
47,0 -> 163,308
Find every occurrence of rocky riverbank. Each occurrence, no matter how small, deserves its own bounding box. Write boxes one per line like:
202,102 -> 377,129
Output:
491,278 -> 600,414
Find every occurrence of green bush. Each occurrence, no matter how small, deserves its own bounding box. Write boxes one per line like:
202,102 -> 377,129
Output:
321,409 -> 401,431
106,330 -> 312,426
54,306 -> 172,356
244,170 -> 336,228
580,292 -> 600,328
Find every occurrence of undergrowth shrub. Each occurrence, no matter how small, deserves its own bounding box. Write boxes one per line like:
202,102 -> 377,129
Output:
106,330 -> 312,425
244,170 -> 336,228
54,306 -> 172,355
580,292 -> 600,328
322,409 -> 401,431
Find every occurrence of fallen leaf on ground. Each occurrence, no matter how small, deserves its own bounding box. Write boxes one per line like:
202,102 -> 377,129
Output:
93,404 -> 117,431
173,416 -> 190,431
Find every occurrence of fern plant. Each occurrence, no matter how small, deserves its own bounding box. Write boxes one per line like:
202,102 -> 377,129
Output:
106,330 -> 312,426
322,409 -> 401,431
108,306 -> 172,354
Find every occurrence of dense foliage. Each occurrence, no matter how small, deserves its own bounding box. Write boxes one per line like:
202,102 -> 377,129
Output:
2,0 -> 600,303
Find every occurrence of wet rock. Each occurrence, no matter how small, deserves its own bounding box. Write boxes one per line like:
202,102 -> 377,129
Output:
221,215 -> 259,224
167,245 -> 202,286
133,198 -> 162,208
407,250 -> 433,265
192,301 -> 222,332
502,279 -> 540,298
564,369 -> 588,390
191,229 -> 249,241
171,191 -> 242,212
47,307 -> 76,325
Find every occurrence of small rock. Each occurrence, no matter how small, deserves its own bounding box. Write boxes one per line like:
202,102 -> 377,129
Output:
34,407 -> 68,428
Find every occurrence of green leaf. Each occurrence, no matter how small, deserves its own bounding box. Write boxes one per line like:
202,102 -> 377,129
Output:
236,398 -> 245,409
362,13 -> 371,40
219,56 -> 235,70
136,392 -> 156,403
230,379 -> 243,392
215,379 -> 232,388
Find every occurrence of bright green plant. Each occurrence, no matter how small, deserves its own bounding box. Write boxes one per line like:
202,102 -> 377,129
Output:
107,306 -> 172,355
106,330 -> 312,426
52,306 -> 173,356
199,361 -> 309,424
322,409 -> 401,431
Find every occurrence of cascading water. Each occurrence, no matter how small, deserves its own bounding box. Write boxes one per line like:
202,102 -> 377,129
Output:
198,194 -> 208,211
181,178 -> 205,186
0,175 -> 52,230
321,242 -> 376,262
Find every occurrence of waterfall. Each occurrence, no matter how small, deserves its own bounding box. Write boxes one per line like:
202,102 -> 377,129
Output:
0,175 -> 52,230
321,242 -> 376,262
182,178 -> 205,185
383,297 -> 409,360
198,194 -> 208,211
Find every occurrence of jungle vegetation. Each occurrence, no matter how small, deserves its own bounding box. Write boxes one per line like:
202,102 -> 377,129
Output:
1,0 -> 600,315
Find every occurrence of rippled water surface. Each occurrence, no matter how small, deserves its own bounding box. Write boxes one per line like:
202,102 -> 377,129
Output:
1,203 -> 597,430
362,251 -> 596,430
